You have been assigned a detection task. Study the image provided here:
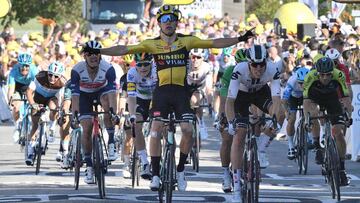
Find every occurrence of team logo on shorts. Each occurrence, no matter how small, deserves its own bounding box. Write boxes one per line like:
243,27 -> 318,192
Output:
153,111 -> 161,116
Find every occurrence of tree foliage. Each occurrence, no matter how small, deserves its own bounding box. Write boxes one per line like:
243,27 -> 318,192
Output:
1,0 -> 83,26
246,0 -> 297,23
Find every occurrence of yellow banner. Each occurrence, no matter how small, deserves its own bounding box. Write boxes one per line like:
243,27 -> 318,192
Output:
164,0 -> 194,5
0,0 -> 11,18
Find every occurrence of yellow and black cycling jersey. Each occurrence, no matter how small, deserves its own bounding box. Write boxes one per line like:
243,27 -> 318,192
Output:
127,34 -> 213,87
303,68 -> 349,99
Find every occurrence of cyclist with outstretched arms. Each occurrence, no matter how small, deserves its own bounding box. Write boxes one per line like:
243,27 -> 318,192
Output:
89,4 -> 255,191
225,44 -> 281,202
25,62 -> 67,166
70,41 -> 118,184
282,67 -> 310,160
127,53 -> 157,179
7,53 -> 38,143
303,57 -> 352,186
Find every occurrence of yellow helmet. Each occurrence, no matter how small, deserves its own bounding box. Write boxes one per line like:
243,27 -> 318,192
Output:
210,48 -> 221,55
123,54 -> 134,64
156,5 -> 180,21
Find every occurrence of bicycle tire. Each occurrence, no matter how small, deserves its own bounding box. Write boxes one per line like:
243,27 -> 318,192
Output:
94,135 -> 106,199
158,150 -> 166,203
252,138 -> 260,203
241,149 -> 248,203
35,124 -> 44,175
131,145 -> 137,188
301,127 -> 309,175
74,130 -> 82,190
294,127 -> 303,175
165,145 -> 174,203
328,137 -> 341,201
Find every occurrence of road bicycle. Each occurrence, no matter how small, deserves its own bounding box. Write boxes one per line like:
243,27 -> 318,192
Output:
293,107 -> 309,175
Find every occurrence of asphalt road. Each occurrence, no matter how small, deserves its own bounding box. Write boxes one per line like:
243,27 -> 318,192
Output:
0,116 -> 359,203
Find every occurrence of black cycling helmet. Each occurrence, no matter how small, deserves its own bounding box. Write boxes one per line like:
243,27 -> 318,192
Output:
315,57 -> 334,73
81,40 -> 102,54
134,53 -> 153,62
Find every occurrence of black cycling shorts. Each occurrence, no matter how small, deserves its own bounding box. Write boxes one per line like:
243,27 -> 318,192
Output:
136,97 -> 151,121
34,92 -> 53,105
234,85 -> 272,127
151,85 -> 193,121
307,86 -> 344,125
288,96 -> 303,112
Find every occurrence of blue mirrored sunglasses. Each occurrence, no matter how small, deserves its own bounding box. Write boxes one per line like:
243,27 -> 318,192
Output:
159,14 -> 178,23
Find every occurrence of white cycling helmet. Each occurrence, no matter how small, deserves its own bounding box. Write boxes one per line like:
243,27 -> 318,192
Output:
325,48 -> 340,60
246,44 -> 267,63
190,48 -> 207,58
48,61 -> 65,76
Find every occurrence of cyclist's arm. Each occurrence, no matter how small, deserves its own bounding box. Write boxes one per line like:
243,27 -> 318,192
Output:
26,82 -> 36,105
105,67 -> 118,112
225,67 -> 241,121
126,69 -> 137,116
7,71 -> 15,101
100,45 -> 129,56
70,69 -> 80,114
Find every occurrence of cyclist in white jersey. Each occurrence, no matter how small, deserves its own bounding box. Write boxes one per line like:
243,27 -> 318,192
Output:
187,48 -> 212,138
127,53 -> 157,180
25,61 -> 67,166
225,44 -> 281,202
282,67 -> 310,160
70,41 -> 118,184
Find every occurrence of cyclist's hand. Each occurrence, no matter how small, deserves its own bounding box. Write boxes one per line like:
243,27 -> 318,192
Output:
228,120 -> 236,136
305,122 -> 312,132
111,114 -> 121,125
31,103 -> 40,115
129,114 -> 136,124
238,27 -> 255,42
71,114 -> 80,129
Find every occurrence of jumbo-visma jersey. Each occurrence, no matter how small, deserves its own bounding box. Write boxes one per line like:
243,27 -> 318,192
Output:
127,34 -> 213,87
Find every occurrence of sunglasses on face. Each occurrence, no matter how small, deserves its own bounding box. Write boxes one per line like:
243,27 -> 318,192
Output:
85,52 -> 100,56
191,55 -> 202,60
159,14 -> 178,24
21,64 -> 30,70
48,73 -> 59,79
250,61 -> 266,68
298,81 -> 304,85
136,62 -> 151,67
319,72 -> 332,77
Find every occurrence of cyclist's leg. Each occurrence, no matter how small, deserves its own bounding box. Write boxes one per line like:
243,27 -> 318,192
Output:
100,91 -> 118,160
285,96 -> 299,159
47,97 -> 58,143
149,87 -> 168,190
60,99 -> 71,167
135,98 -> 151,178
79,92 -> 96,183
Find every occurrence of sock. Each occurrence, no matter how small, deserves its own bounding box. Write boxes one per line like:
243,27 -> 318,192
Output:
233,169 -> 242,191
151,156 -> 161,176
84,154 -> 92,167
106,127 -> 115,144
137,149 -> 149,165
49,120 -> 56,131
287,135 -> 294,149
177,152 -> 188,172
63,140 -> 69,154
340,160 -> 345,170
258,134 -> 270,152
124,155 -> 130,166
222,166 -> 230,176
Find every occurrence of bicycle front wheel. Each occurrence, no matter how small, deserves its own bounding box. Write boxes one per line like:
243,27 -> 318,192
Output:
328,137 -> 341,201
165,145 -> 175,203
74,130 -> 82,190
301,127 -> 309,175
94,135 -> 106,198
131,145 -> 137,188
35,124 -> 44,175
